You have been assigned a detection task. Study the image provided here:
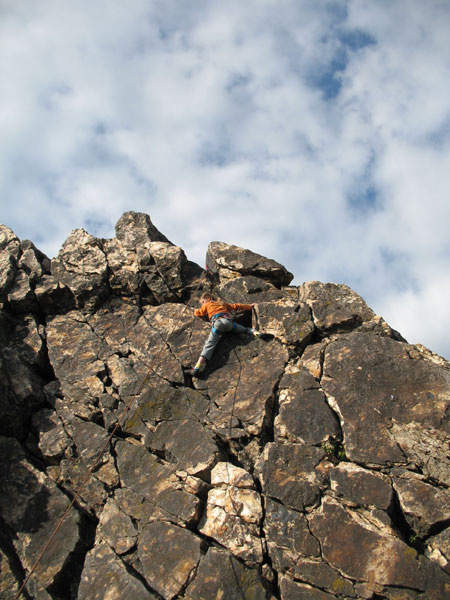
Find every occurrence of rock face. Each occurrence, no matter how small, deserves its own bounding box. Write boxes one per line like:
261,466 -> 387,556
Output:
1,211 -> 449,600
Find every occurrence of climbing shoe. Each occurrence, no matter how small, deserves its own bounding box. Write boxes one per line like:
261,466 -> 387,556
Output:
187,361 -> 206,377
251,329 -> 274,340
249,328 -> 262,337
187,368 -> 200,377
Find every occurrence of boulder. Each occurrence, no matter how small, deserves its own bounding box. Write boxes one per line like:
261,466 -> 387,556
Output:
115,210 -> 171,246
217,275 -> 285,303
51,229 -> 109,311
0,225 -> 20,297
206,241 -> 293,287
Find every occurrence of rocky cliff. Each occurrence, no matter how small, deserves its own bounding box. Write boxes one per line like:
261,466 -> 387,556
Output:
1,211 -> 449,600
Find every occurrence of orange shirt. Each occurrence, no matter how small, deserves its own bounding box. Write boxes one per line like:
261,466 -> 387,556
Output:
194,300 -> 253,321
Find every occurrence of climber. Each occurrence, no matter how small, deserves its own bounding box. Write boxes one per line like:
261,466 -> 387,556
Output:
187,292 -> 264,377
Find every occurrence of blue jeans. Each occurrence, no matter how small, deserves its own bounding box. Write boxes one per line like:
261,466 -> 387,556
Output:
201,318 -> 251,361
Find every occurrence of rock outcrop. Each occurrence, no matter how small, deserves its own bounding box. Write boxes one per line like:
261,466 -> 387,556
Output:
1,211 -> 449,600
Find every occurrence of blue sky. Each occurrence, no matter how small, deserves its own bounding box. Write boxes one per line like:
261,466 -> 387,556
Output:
1,0 -> 450,359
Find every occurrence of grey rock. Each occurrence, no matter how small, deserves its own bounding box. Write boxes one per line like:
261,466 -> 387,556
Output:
0,318 -> 46,439
308,497 -> 450,597
59,457 -> 107,514
1,213 -> 450,599
286,559 -> 355,597
427,527 -> 450,573
185,546 -> 274,600
198,336 -> 288,436
198,462 -> 264,564
97,498 -> 138,554
46,310 -> 106,409
389,422 -> 450,487
0,436 -> 81,592
393,477 -> 450,538
254,300 -> 315,348
78,542 -> 156,600
0,548 -> 21,600
321,332 -> 450,466
206,241 -> 293,286
145,418 -> 218,477
276,367 -> 340,445
115,210 -> 171,246
217,275 -> 285,303
279,576 -> 337,599
31,408 -> 71,463
7,270 -> 38,313
34,274 -> 75,314
108,212 -> 191,303
299,280 -> 401,338
105,237 -> 188,303
256,443 -> 326,512
264,497 -> 321,565
70,418 -> 111,470
116,439 -> 174,497
18,240 -> 50,283
330,462 -> 393,510
51,228 -> 110,311
138,520 -> 202,598
0,225 -> 20,296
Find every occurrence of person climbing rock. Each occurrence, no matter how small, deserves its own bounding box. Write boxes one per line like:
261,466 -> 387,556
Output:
188,292 -> 265,377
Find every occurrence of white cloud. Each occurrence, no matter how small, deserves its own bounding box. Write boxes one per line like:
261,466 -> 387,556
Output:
0,0 -> 449,358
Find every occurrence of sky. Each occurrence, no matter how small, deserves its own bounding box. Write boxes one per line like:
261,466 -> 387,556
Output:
1,0 -> 450,359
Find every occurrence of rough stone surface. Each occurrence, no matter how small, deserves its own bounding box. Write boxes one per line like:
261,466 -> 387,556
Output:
1,211 -> 449,599
299,280 -> 403,339
199,461 -> 264,564
276,367 -> 340,445
138,521 -> 202,598
218,275 -> 286,304
321,332 -> 450,467
255,300 -> 315,348
330,462 -> 393,510
393,477 -> 450,538
206,240 -> 293,286
51,228 -> 109,311
0,436 -> 81,596
78,542 -> 156,600
185,546 -> 274,599
256,442 -> 327,512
